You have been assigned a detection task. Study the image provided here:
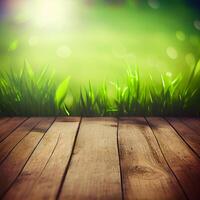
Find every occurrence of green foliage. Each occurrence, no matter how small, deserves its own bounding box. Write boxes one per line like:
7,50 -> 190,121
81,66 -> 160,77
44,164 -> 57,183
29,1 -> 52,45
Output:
0,62 -> 70,116
79,81 -> 97,116
0,62 -> 200,116
55,77 -> 70,115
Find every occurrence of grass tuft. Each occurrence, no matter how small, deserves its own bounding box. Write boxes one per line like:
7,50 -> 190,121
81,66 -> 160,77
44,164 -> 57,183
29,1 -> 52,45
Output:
0,61 -> 200,116
0,61 -> 69,116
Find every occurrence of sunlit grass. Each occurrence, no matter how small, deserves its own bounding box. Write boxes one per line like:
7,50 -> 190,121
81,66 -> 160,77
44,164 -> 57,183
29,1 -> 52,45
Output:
0,61 -> 199,116
0,3 -> 199,116
0,61 -> 69,116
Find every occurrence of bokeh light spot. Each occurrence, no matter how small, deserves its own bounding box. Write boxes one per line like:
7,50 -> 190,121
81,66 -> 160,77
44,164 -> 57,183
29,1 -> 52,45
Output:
32,0 -> 75,29
176,31 -> 185,41
148,0 -> 160,9
193,20 -> 200,31
185,53 -> 195,67
166,47 -> 178,60
8,40 -> 18,52
166,72 -> 172,77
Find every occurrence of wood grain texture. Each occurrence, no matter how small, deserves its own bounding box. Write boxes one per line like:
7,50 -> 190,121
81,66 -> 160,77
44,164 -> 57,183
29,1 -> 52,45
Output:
56,116 -> 80,122
181,118 -> 200,134
0,117 -> 10,125
26,117 -> 80,200
1,117 -> 200,200
0,117 -> 42,163
59,117 -> 122,200
3,118 -> 79,200
0,117 -> 27,142
118,117 -> 185,200
167,118 -> 200,157
147,117 -> 200,200
0,118 -> 54,197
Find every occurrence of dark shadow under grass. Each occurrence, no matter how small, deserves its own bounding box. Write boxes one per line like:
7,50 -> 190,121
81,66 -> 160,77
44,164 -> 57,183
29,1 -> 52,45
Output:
0,61 -> 200,117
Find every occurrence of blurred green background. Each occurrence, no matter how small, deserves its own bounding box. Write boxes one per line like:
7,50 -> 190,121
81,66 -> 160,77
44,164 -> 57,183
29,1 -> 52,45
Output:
0,0 -> 200,90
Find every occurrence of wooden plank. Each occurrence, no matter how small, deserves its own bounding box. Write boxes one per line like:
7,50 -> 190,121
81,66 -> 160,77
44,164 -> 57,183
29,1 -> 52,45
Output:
167,118 -> 200,157
0,117 -> 54,197
0,117 -> 42,163
59,117 -> 122,200
3,117 -> 80,200
26,117 -> 80,200
118,117 -> 185,200
147,117 -> 200,200
0,117 -> 27,142
181,118 -> 200,134
0,117 -> 10,125
56,116 -> 81,122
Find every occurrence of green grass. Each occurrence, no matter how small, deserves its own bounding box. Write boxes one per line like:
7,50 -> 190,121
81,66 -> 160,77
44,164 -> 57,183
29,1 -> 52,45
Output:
0,3 -> 199,116
0,61 -> 199,116
0,61 -> 68,116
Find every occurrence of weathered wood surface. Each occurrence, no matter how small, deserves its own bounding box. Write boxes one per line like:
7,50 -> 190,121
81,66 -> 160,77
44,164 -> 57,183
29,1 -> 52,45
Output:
0,118 -> 54,196
4,117 -> 80,200
147,117 -> 200,200
118,117 -> 185,200
0,117 -> 200,200
0,118 -> 42,163
167,118 -> 200,157
59,118 -> 122,200
0,117 -> 27,142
